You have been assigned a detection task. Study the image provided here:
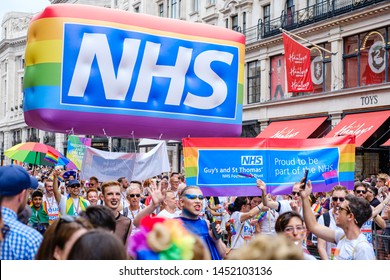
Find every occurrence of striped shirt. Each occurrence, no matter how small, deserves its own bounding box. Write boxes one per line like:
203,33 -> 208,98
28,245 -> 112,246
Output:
1,207 -> 43,260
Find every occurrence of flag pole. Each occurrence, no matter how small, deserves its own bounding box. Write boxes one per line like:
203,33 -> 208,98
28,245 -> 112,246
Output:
279,28 -> 336,55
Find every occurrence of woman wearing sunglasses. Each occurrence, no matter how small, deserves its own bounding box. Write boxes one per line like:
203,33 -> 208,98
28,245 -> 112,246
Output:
35,215 -> 93,260
228,196 -> 265,250
178,186 -> 227,260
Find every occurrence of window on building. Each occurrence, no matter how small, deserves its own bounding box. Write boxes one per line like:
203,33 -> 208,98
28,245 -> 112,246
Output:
208,0 -> 216,5
343,28 -> 388,88
263,4 -> 270,33
159,3 -> 164,17
241,122 -> 260,138
242,12 -> 246,34
178,0 -> 182,18
231,15 -> 238,31
270,55 -> 286,101
247,61 -> 260,104
310,43 -> 332,94
134,6 -> 139,13
286,0 -> 295,25
193,0 -> 199,12
171,0 -> 177,18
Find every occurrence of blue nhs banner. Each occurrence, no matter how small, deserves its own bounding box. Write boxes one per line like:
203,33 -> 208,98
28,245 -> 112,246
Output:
61,23 -> 239,119
198,150 -> 266,185
197,148 -> 339,186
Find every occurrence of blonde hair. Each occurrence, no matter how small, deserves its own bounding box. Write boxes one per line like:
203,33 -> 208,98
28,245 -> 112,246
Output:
227,234 -> 304,260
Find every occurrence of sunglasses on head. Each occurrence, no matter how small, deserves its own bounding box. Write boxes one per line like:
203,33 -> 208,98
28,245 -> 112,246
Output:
291,191 -> 300,196
55,215 -> 75,234
70,184 -> 80,188
183,194 -> 204,200
332,197 -> 345,202
129,194 -> 141,198
355,190 -> 366,194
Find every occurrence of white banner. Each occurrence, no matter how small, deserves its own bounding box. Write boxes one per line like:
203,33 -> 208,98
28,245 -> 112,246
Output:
80,142 -> 170,182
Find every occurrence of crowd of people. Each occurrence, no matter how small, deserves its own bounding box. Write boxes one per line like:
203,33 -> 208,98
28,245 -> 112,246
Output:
0,164 -> 389,260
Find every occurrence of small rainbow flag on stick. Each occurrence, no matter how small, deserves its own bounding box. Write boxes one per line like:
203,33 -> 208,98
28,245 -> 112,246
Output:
237,172 -> 254,178
312,203 -> 322,214
44,151 -> 58,164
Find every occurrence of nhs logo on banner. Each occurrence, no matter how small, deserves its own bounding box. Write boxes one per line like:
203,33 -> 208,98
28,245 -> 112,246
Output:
61,23 -> 239,119
241,156 -> 263,165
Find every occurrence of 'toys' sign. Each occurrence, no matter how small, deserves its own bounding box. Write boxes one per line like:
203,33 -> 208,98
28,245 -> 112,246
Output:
24,4 -> 245,139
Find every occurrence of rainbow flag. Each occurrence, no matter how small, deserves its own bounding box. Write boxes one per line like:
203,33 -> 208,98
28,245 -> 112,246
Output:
44,151 -> 58,164
255,211 -> 267,222
312,203 -> 322,214
57,174 -> 65,182
183,136 -> 355,196
322,170 -> 339,187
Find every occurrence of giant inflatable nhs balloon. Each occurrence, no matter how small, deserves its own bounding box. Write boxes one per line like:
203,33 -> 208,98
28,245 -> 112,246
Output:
23,4 -> 245,140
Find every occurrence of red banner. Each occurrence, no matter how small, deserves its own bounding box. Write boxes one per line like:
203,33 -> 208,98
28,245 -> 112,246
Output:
283,32 -> 313,92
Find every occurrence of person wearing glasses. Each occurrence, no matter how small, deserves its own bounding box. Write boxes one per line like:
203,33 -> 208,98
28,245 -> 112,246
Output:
53,170 -> 90,217
228,196 -> 264,250
316,185 -> 347,259
122,184 -> 146,236
354,182 -> 389,254
88,176 -> 99,190
260,181 -> 304,216
301,181 -> 376,260
275,211 -> 316,260
35,215 -> 92,260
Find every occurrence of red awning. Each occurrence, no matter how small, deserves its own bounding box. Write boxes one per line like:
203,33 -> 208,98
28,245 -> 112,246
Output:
257,117 -> 327,139
381,138 -> 390,147
326,111 -> 390,147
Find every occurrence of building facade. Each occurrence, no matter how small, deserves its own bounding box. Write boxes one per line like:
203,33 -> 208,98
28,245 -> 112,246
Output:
1,0 -> 389,176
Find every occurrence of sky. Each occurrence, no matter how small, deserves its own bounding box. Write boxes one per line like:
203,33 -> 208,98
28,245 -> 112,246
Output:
0,0 -> 51,22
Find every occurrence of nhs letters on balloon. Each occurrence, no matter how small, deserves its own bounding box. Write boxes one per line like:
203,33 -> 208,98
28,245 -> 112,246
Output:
23,4 -> 245,139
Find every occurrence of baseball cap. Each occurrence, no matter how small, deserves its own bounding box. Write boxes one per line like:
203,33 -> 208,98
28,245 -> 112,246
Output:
0,165 -> 39,196
68,179 -> 81,187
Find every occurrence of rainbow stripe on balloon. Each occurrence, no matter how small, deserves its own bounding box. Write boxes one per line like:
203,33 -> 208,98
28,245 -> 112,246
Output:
183,136 -> 355,196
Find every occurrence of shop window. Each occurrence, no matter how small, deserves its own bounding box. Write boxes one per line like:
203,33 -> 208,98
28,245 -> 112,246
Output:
270,55 -> 286,101
310,42 -> 332,93
343,28 -> 388,88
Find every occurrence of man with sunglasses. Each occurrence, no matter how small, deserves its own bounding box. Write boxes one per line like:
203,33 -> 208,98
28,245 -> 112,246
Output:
301,181 -> 375,259
53,170 -> 90,217
354,182 -> 388,248
316,185 -> 347,259
261,182 -> 303,216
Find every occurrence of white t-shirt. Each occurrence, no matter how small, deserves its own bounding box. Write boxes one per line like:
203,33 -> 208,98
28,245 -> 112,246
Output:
230,211 -> 255,249
259,209 -> 279,235
157,209 -> 179,219
333,229 -> 376,260
43,195 -> 59,224
317,209 -> 342,258
360,217 -> 374,244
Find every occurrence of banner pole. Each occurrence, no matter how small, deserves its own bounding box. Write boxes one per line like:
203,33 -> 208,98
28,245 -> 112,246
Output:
280,28 -> 336,55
